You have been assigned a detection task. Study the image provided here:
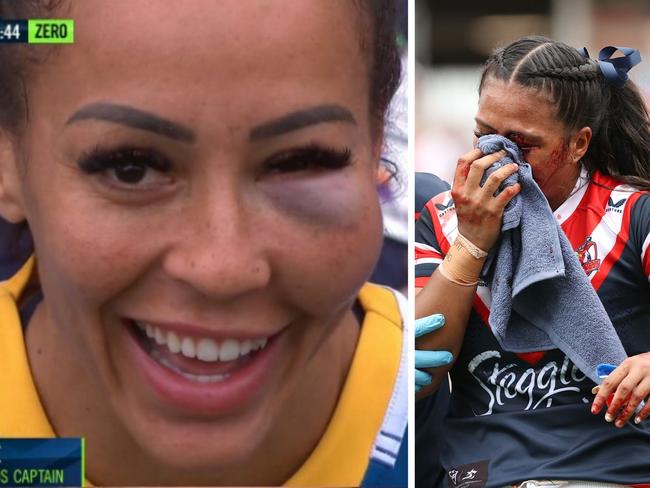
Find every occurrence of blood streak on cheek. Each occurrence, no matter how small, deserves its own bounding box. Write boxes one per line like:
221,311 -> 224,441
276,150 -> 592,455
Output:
532,143 -> 568,186
547,144 -> 568,170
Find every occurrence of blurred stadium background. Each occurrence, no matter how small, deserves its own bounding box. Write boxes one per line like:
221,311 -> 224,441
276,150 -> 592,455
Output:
415,0 -> 650,184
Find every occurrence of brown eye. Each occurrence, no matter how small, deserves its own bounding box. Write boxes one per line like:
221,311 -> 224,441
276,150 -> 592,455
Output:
78,146 -> 173,189
113,162 -> 148,184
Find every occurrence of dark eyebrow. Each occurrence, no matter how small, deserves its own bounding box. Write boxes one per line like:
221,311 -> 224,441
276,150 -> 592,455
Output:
250,104 -> 356,141
474,117 -> 496,132
475,117 -> 543,144
66,102 -> 196,143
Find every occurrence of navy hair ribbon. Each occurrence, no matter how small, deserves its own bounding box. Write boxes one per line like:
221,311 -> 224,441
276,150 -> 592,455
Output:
578,46 -> 641,88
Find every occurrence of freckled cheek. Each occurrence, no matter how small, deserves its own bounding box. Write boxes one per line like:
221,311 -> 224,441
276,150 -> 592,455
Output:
29,203 -> 158,308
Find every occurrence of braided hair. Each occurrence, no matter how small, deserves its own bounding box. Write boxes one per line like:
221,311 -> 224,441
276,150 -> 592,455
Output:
479,35 -> 650,190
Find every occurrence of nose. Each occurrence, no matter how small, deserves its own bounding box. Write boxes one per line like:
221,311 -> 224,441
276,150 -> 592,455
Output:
161,188 -> 272,300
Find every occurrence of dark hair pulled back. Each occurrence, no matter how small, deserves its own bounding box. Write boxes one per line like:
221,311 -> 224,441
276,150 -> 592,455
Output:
480,35 -> 650,190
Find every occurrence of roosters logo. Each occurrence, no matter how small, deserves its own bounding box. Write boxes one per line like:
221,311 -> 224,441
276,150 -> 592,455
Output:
435,199 -> 455,218
576,236 -> 601,276
606,197 -> 626,214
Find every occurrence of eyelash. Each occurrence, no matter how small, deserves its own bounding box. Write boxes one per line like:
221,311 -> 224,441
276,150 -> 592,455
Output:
78,146 -> 173,189
77,144 -> 352,188
264,145 -> 352,174
78,146 -> 170,172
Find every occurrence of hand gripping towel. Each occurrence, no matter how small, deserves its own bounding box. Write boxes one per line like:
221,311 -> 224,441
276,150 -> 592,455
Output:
476,134 -> 627,384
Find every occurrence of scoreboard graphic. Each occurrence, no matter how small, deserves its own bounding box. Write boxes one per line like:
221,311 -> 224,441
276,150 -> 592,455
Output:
0,20 -> 74,44
0,439 -> 84,487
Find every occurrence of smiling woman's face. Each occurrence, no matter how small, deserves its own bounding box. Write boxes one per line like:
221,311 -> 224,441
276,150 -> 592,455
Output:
3,0 -> 385,484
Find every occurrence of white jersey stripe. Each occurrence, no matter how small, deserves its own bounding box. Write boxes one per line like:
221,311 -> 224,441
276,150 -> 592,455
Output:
415,257 -> 443,266
439,207 -> 459,249
370,288 -> 407,467
642,232 -> 650,282
426,191 -> 459,251
583,185 -> 634,283
476,282 -> 492,310
415,242 -> 439,253
554,167 -> 589,225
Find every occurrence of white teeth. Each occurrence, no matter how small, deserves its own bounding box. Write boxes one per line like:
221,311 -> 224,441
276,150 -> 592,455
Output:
184,372 -> 228,383
181,337 -> 196,359
136,321 -> 270,363
150,349 -> 229,383
166,332 -> 181,354
219,339 -> 240,362
155,328 -> 166,345
196,338 -> 220,362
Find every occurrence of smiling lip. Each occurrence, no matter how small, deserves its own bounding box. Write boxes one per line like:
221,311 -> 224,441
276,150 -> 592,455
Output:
124,319 -> 283,416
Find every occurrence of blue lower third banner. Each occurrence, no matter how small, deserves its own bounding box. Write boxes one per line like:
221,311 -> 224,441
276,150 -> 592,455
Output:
0,439 -> 84,487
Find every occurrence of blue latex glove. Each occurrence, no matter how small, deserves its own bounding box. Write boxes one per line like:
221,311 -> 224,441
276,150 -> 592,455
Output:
596,363 -> 617,379
415,314 -> 453,393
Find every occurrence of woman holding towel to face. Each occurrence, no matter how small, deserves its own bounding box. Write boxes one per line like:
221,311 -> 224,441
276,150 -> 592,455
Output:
415,36 -> 650,486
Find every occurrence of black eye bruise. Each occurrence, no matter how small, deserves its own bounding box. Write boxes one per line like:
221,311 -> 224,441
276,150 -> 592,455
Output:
265,145 -> 352,174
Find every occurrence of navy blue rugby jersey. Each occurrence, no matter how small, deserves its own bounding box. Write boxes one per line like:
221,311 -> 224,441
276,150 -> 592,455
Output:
415,170 -> 650,487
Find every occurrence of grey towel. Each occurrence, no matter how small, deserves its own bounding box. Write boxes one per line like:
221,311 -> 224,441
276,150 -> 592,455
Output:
476,135 -> 627,384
